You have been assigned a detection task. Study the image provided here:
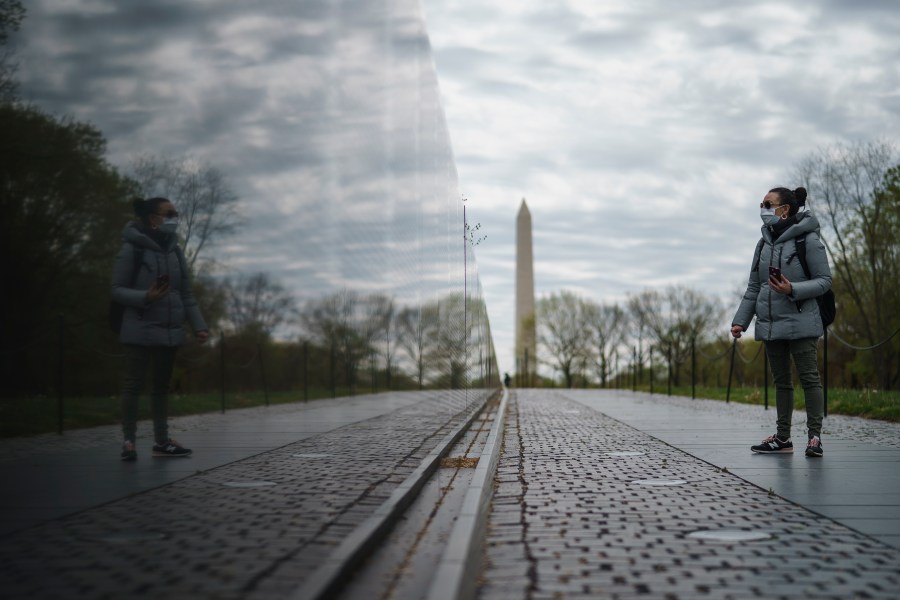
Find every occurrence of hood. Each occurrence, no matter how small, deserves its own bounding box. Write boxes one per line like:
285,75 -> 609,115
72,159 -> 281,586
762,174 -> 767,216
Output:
761,211 -> 821,244
121,221 -> 176,252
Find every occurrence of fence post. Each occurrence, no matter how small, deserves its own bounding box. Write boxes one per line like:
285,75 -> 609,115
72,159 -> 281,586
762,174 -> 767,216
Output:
649,346 -> 654,395
57,314 -> 65,435
823,329 -> 828,418
303,340 -> 309,402
257,342 -> 269,407
726,338 -> 737,404
330,341 -> 336,399
667,343 -> 672,397
631,346 -> 636,392
763,344 -> 769,410
691,338 -> 696,400
220,331 -> 226,414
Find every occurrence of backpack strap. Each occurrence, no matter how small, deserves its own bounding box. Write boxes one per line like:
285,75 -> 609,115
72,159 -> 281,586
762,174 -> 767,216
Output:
174,245 -> 189,281
794,234 -> 811,280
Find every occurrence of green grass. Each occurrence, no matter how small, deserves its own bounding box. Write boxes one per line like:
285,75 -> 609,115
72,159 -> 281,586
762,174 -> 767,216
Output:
0,388 -> 359,438
629,385 -> 900,422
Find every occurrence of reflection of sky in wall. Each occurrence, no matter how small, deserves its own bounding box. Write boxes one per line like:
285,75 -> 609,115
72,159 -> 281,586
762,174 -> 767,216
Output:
15,0 -> 474,329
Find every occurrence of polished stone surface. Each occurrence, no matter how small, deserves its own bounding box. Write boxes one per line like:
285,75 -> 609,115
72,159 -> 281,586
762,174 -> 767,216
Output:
563,390 -> 900,549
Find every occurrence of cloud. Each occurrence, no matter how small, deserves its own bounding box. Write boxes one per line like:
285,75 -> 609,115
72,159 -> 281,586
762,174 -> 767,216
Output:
425,0 -> 900,372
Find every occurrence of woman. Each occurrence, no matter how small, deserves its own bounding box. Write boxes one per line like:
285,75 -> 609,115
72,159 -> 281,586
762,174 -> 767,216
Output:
111,197 -> 209,460
731,187 -> 831,458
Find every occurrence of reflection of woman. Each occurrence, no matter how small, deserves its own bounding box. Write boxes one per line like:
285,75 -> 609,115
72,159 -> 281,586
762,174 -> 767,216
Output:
111,197 -> 209,460
731,187 -> 831,458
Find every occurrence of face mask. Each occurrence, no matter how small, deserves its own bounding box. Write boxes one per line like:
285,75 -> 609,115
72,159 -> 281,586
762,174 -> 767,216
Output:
760,208 -> 780,226
159,218 -> 179,234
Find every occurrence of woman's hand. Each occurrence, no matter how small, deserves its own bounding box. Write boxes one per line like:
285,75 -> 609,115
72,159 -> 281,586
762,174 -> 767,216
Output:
144,279 -> 170,304
195,330 -> 210,344
730,325 -> 744,339
769,273 -> 793,296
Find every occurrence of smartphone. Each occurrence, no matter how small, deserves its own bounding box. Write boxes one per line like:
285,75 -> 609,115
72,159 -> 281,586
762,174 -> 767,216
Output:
768,266 -> 782,280
156,274 -> 170,287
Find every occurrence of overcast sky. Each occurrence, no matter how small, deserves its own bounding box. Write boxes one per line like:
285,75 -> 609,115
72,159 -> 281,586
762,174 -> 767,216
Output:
422,0 -> 900,371
12,0 -> 900,376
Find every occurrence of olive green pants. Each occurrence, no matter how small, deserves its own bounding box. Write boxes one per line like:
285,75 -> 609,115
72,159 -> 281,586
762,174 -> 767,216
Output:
765,337 -> 824,440
121,344 -> 178,444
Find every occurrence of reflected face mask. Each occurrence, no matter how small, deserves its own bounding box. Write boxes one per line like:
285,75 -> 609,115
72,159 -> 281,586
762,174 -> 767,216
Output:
159,218 -> 179,234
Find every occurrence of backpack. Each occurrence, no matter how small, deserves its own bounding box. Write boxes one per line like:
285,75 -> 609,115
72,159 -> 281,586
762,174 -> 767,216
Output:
108,245 -> 145,333
752,234 -> 836,328
794,235 -> 836,328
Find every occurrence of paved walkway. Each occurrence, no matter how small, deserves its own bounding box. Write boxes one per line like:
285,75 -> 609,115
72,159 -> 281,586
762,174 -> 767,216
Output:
2,388 -> 898,599
479,390 -> 900,600
0,390 -> 490,598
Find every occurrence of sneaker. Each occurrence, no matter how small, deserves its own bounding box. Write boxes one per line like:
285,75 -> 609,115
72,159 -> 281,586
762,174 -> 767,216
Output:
121,440 -> 137,461
152,438 -> 192,457
751,434 -> 794,454
805,436 -> 823,457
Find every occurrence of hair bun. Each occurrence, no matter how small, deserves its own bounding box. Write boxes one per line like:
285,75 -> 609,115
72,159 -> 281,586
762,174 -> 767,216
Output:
132,197 -> 146,216
793,187 -> 807,206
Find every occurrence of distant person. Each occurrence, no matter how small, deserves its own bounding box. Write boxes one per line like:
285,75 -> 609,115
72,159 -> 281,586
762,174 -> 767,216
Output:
731,187 -> 831,457
111,197 -> 209,460
504,372 -> 511,388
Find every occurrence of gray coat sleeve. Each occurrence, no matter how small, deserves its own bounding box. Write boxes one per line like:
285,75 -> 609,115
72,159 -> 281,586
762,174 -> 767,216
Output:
732,240 -> 762,328
176,247 -> 208,333
789,232 -> 832,302
110,243 -> 148,308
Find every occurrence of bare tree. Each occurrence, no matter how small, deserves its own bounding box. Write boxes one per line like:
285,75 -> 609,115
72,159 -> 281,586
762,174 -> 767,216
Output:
359,294 -> 395,390
130,154 -> 240,270
794,140 -> 899,388
584,300 -> 627,387
224,272 -> 297,339
396,303 -> 440,389
628,286 -> 722,386
301,290 -> 381,393
537,290 -> 592,388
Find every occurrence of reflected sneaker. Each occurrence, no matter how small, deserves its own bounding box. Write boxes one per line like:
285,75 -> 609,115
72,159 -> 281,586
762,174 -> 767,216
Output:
805,436 -> 823,457
751,434 -> 793,454
152,438 -> 192,457
121,440 -> 137,461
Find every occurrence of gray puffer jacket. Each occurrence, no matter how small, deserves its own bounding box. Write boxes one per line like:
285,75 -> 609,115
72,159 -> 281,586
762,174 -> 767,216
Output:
732,212 -> 832,341
111,222 -> 207,346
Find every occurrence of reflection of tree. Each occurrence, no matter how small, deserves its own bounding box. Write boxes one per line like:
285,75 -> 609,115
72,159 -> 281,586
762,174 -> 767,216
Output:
436,293 -> 475,389
396,303 -> 440,389
0,102 -> 136,395
224,272 -> 297,340
295,289 -> 497,393
129,155 -> 239,270
362,294 -> 394,391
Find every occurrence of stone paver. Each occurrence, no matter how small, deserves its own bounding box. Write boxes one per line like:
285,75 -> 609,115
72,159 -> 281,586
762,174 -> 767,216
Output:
479,390 -> 900,600
0,389 -> 491,598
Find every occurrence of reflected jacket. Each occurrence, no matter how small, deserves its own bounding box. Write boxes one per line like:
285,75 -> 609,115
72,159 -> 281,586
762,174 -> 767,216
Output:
110,222 -> 207,346
732,212 -> 832,341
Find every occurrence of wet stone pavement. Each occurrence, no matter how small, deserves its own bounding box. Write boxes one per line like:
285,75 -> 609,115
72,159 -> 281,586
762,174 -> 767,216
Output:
478,390 -> 900,600
0,391 -> 487,599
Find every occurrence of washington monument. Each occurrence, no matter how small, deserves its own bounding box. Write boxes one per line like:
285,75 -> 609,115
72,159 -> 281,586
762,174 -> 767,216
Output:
515,199 -> 536,381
